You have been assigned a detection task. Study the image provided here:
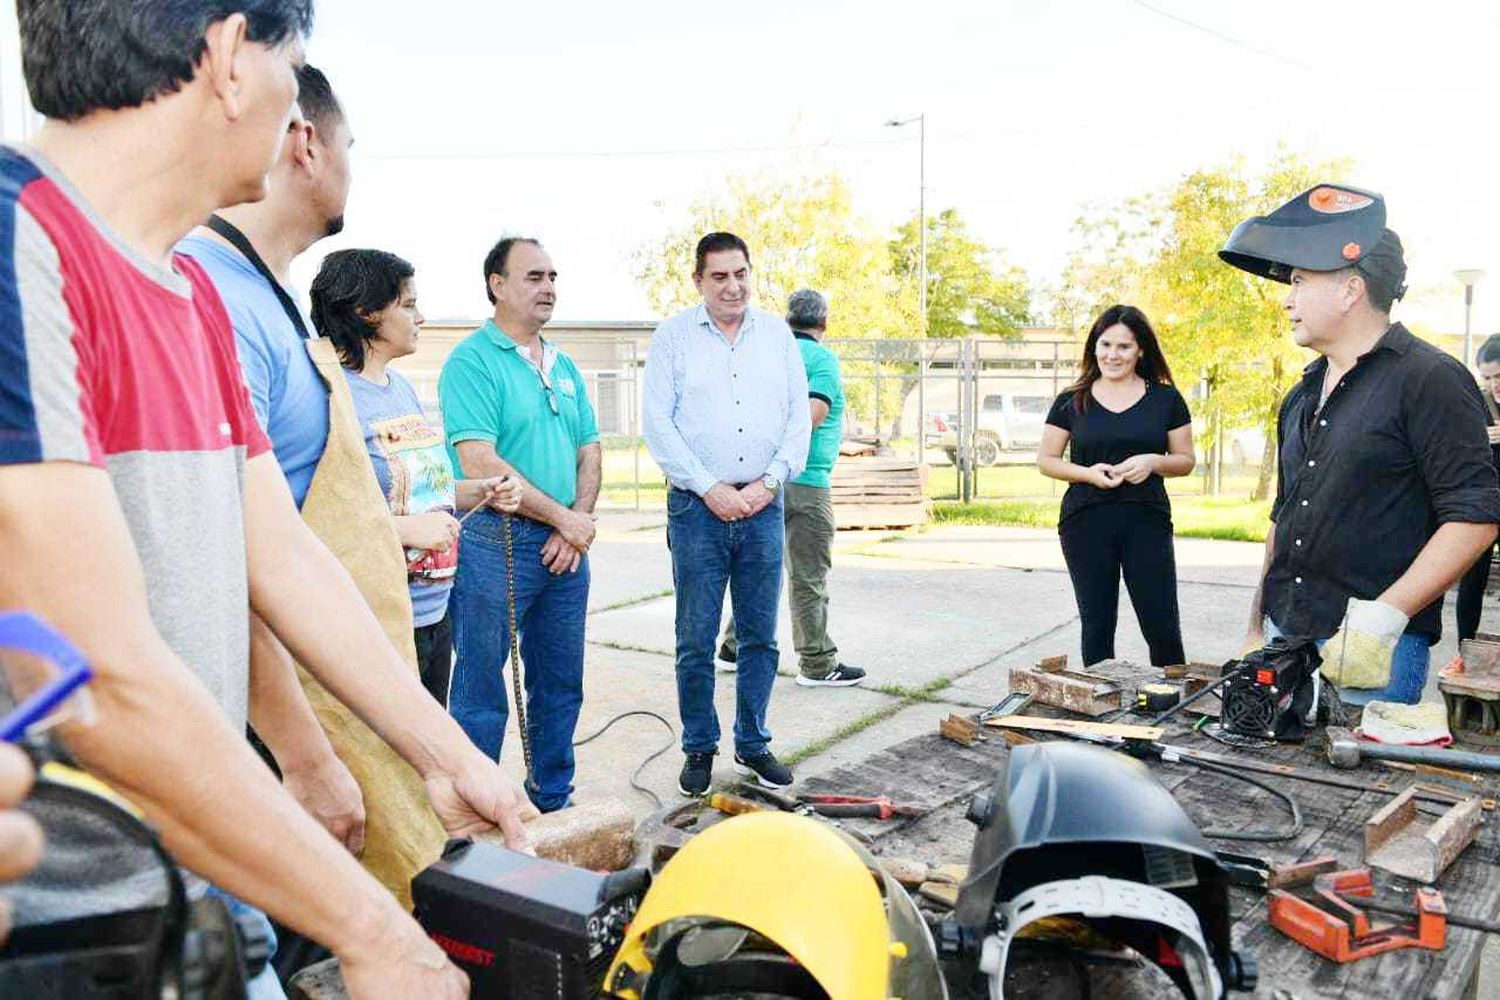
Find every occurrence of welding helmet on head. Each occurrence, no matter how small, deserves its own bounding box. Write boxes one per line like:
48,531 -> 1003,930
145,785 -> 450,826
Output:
605,811 -> 947,1000
1219,183 -> 1406,302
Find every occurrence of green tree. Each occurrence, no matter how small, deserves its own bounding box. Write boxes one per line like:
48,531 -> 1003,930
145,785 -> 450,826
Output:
632,171 -> 908,340
632,176 -> 1033,439
890,208 -> 1031,338
1057,150 -> 1353,499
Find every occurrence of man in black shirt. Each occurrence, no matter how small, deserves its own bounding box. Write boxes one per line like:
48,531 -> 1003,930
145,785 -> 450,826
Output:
1224,184 -> 1500,704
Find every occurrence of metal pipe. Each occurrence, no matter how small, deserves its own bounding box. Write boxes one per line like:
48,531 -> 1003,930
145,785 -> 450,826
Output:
1326,727 -> 1500,773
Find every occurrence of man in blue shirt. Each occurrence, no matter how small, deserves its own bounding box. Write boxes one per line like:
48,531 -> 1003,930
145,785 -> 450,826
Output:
643,232 -> 810,797
177,67 -> 361,861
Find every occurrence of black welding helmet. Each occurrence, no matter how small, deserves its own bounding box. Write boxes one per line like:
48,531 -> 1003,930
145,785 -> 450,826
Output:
1219,183 -> 1406,301
956,742 -> 1245,999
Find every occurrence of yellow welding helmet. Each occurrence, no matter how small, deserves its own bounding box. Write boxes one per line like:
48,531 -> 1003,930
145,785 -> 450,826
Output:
605,811 -> 946,1000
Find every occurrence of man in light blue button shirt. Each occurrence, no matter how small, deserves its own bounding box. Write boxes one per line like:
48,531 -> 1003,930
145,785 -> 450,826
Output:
643,231 -> 810,797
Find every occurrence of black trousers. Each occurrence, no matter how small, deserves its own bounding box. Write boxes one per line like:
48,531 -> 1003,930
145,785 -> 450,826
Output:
1059,502 -> 1185,667
414,611 -> 454,707
1457,543 -> 1496,642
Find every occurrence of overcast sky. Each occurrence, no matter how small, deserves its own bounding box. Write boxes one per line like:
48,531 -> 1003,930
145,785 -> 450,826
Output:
4,0 -> 1499,337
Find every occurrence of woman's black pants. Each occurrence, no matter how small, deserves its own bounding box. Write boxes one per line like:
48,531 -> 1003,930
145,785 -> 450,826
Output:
1059,502 -> 1185,666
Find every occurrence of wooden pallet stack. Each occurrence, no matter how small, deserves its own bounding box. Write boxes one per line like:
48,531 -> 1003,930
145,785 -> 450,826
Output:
830,457 -> 929,530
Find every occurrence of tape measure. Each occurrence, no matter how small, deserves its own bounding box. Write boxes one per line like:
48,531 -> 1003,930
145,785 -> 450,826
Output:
1136,683 -> 1181,713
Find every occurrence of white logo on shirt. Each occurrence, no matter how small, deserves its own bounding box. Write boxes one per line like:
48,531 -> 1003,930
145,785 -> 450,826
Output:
218,422 -> 232,437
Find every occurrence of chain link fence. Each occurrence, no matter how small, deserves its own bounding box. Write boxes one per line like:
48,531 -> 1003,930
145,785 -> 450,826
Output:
401,329 -> 1254,509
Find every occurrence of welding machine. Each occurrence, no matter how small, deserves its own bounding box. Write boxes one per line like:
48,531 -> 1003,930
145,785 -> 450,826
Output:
412,839 -> 650,999
1217,637 -> 1323,747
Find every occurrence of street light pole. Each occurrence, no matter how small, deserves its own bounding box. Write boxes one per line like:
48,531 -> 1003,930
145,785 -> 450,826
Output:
1456,269 -> 1485,368
885,113 -> 927,335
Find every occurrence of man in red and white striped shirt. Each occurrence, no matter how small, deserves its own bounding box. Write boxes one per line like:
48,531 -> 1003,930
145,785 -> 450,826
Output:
0,4 -> 532,997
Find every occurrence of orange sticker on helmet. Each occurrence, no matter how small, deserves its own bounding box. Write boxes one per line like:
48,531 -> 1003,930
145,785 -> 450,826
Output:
1309,186 -> 1374,214
1343,242 -> 1362,260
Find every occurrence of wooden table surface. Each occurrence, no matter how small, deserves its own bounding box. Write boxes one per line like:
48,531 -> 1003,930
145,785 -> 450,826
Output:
293,663 -> 1499,1000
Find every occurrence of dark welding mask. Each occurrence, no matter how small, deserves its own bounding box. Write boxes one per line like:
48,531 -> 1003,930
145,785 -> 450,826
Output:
1219,184 -> 1406,302
953,743 -> 1255,999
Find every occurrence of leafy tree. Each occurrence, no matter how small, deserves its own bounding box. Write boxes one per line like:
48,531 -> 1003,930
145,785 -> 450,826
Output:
1057,150 -> 1353,499
632,175 -> 1033,439
633,172 -> 907,339
890,208 -> 1031,338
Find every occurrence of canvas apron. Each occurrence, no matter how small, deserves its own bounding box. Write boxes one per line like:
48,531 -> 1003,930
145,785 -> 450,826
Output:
294,337 -> 446,907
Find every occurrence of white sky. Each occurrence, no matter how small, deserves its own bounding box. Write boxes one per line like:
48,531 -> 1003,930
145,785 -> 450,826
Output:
6,1 -> 1500,336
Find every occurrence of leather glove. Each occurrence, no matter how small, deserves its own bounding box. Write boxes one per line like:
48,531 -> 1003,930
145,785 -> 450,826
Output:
1320,598 -> 1409,690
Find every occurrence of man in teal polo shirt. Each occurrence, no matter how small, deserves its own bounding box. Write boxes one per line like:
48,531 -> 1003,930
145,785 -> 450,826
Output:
720,290 -> 867,686
438,237 -> 601,812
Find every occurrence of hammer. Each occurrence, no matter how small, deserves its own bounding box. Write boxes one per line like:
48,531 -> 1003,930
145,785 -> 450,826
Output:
1325,727 -> 1500,774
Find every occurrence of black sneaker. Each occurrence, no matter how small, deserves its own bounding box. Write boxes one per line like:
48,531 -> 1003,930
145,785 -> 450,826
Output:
733,750 -> 793,789
796,664 -> 867,688
678,751 -> 715,797
717,643 -> 738,672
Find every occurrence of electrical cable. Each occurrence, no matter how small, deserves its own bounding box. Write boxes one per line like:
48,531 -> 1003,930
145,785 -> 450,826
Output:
572,709 -> 677,809
1182,758 -> 1303,843
1125,0 -> 1313,71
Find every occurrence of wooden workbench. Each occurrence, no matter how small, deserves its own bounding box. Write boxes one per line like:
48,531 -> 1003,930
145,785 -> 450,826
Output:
801,673 -> 1500,999
290,665 -> 1499,999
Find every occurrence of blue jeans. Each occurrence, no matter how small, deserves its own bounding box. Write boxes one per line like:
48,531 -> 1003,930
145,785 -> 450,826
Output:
1264,617 -> 1430,705
450,511 -> 589,811
203,887 -> 282,1000
667,488 -> 784,756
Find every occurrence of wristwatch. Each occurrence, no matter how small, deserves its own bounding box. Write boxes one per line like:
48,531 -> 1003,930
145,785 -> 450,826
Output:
761,474 -> 781,493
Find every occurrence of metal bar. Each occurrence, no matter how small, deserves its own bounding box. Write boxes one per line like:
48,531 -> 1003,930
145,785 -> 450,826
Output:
630,340 -> 640,511
917,339 -> 927,465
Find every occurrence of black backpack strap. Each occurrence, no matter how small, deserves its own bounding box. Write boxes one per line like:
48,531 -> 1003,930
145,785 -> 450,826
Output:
204,214 -> 311,340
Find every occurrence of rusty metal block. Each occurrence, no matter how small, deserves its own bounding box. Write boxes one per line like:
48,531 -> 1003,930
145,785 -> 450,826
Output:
477,795 -> 636,872
1007,664 -> 1122,717
288,958 -> 345,1000
1460,635 -> 1500,678
939,713 -> 984,746
1363,787 -> 1482,883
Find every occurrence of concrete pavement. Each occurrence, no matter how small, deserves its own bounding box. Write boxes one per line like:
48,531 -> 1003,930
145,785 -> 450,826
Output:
496,510 -> 1474,808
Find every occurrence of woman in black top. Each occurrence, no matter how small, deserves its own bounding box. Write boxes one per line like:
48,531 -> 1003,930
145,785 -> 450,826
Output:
1039,305 -> 1196,666
1456,333 -> 1500,640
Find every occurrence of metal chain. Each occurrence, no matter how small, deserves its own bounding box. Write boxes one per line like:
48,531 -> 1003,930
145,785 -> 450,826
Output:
503,513 -> 533,780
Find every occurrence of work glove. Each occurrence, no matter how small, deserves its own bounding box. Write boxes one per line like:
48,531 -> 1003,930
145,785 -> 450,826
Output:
1320,597 -> 1409,690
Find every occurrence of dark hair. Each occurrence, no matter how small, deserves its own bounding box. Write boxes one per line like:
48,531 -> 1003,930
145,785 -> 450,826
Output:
1478,334 -> 1500,367
18,0 -> 313,122
482,237 -> 542,304
295,63 -> 342,132
310,249 -> 415,371
693,232 -> 750,277
1067,305 -> 1175,413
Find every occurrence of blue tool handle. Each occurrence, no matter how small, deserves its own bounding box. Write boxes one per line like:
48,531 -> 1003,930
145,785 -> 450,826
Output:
0,611 -> 93,742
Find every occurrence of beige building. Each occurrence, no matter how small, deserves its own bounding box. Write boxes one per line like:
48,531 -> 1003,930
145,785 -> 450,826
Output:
393,319 -> 654,436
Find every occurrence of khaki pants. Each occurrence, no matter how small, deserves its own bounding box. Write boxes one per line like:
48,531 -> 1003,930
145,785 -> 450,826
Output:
721,483 -> 839,678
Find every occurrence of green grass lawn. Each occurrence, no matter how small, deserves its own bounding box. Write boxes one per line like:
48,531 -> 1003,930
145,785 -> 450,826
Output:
597,444 -> 1272,541
931,495 -> 1272,542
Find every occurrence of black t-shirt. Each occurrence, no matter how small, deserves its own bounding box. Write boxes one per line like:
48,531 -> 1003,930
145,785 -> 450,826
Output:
1046,382 -> 1192,524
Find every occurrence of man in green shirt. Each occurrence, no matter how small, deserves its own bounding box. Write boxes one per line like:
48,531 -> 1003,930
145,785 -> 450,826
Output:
720,290 -> 866,686
438,237 -> 602,811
